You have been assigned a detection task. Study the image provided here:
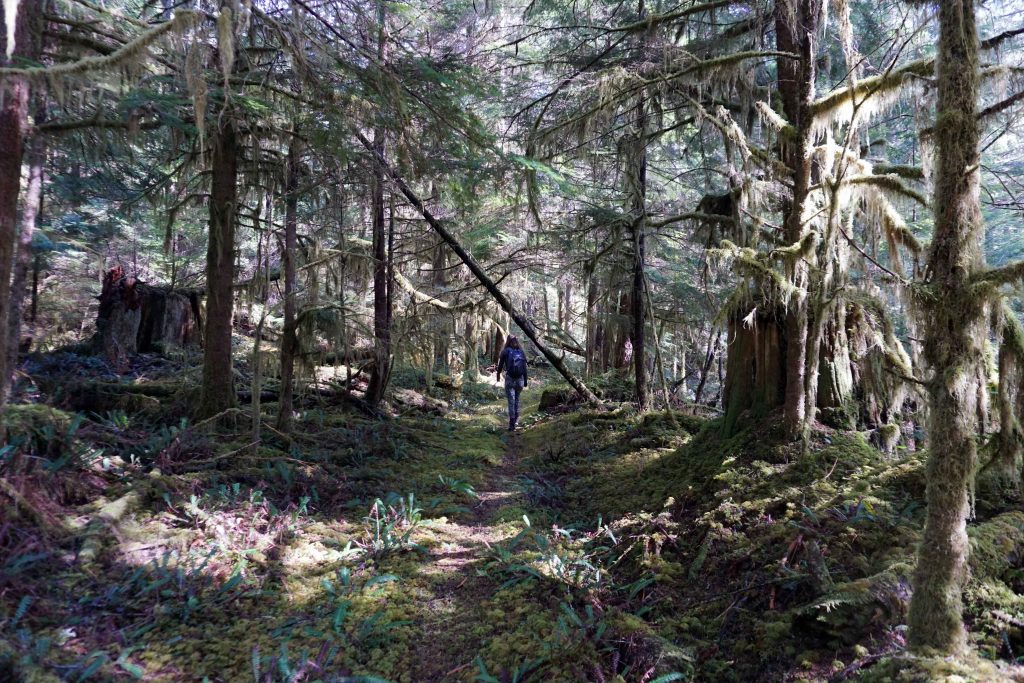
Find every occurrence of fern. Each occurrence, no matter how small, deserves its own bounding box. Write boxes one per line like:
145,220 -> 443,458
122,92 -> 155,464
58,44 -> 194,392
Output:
8,595 -> 32,630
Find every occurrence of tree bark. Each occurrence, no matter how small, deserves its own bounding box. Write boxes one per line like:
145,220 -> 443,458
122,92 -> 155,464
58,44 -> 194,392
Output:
276,137 -> 300,431
775,0 -> 821,441
354,130 -> 599,403
364,128 -> 391,405
723,311 -> 786,436
993,308 -> 1024,484
629,0 -> 651,412
8,114 -> 44,373
0,0 -> 40,413
198,114 -> 239,419
584,268 -> 598,377
907,0 -> 984,653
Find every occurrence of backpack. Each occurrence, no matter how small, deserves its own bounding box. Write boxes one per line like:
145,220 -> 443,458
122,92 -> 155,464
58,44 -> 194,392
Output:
506,348 -> 527,379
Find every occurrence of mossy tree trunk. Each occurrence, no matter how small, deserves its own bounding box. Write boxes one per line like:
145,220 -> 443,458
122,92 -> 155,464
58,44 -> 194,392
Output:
0,0 -> 40,414
994,309 -> 1024,485
775,0 -> 822,441
907,0 -> 985,654
198,113 -> 240,419
276,137 -> 300,432
813,302 -> 855,427
722,311 -> 786,435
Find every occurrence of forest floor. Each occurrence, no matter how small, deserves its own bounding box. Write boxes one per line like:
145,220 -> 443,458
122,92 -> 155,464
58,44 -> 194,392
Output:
5,355 -> 1024,682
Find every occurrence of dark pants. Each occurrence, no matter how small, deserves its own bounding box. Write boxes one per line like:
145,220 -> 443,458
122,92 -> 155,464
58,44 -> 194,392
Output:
504,376 -> 524,428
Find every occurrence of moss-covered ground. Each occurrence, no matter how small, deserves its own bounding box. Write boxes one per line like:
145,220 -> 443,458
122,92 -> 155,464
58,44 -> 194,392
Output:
4,364 -> 1024,681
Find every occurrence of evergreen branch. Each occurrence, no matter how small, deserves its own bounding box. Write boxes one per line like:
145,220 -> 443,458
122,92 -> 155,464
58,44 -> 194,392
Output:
872,164 -> 924,180
0,11 -> 199,78
650,212 -> 735,228
838,224 -> 909,285
810,57 -> 934,120
607,0 -> 737,34
982,26 -> 1024,50
844,173 -> 929,207
971,261 -> 1024,288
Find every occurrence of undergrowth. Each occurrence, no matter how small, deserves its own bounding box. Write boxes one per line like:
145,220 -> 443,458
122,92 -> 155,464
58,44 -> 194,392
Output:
3,361 -> 1024,681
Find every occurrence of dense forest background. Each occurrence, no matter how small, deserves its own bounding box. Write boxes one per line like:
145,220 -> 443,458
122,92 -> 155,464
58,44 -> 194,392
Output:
3,0 -> 1024,680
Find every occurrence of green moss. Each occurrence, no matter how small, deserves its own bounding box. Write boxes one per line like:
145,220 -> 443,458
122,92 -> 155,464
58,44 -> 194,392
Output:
2,404 -> 76,452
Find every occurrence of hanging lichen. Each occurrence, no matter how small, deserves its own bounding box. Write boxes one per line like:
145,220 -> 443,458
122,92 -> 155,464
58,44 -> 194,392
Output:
3,0 -> 18,58
217,6 -> 235,92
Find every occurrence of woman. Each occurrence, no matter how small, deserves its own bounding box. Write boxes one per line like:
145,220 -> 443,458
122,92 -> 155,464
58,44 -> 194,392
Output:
495,335 -> 528,431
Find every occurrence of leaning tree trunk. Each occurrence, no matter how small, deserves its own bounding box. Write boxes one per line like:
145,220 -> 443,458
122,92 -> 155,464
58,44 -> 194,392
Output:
353,130 -> 599,403
276,137 -> 300,432
198,115 -> 240,419
907,0 -> 985,653
0,0 -> 40,414
775,0 -> 821,441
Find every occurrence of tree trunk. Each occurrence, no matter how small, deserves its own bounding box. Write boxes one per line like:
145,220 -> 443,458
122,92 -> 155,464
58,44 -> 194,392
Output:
629,0 -> 651,412
585,268 -> 597,376
198,115 -> 239,419
0,0 -> 40,413
95,267 -> 200,368
775,0 -> 821,441
907,0 -> 984,653
813,302 -> 855,427
364,127 -> 391,405
993,307 -> 1024,484
8,116 -> 44,374
276,138 -> 300,431
354,130 -> 599,403
693,328 -> 721,405
723,311 -> 787,436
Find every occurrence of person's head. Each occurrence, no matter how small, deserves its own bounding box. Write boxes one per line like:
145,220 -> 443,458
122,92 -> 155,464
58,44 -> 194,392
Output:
505,335 -> 521,350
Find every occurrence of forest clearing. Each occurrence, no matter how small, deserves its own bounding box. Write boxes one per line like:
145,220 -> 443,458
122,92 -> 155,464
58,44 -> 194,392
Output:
4,0 -> 1024,680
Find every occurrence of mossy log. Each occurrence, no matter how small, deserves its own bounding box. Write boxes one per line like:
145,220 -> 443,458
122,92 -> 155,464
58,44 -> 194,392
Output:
539,387 -> 575,411
78,490 -> 142,565
59,379 -> 181,414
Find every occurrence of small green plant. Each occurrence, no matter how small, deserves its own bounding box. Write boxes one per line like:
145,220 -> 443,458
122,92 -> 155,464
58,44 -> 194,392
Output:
358,492 -> 424,557
517,473 -> 563,508
94,409 -> 131,431
474,654 -> 544,683
439,474 -> 479,499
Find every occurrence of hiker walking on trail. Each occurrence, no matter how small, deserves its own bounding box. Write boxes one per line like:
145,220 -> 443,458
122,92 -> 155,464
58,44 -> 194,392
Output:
496,335 -> 528,431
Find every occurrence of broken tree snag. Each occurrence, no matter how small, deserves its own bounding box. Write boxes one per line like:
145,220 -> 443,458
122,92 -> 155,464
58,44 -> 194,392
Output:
353,130 -> 599,404
95,267 -> 202,369
96,267 -> 143,368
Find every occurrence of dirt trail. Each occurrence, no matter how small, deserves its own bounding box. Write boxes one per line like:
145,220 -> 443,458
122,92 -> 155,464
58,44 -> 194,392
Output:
411,401 -> 537,681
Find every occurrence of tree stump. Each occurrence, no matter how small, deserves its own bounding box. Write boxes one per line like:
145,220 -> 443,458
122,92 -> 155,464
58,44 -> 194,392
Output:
94,267 -> 201,369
